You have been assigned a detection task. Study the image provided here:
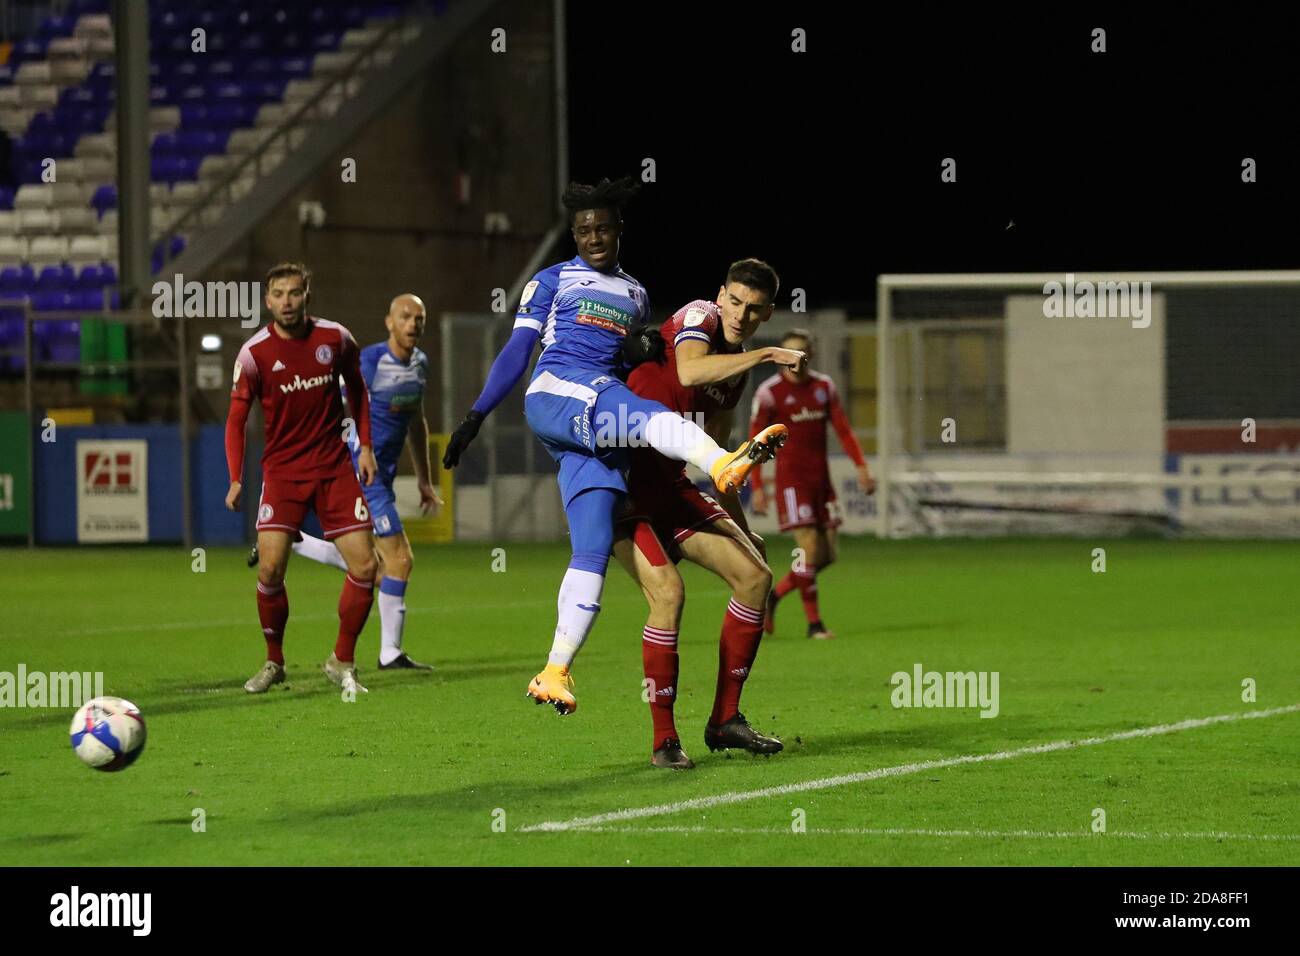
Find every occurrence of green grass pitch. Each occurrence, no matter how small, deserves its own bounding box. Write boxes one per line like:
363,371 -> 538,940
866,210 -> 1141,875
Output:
1,537 -> 1297,866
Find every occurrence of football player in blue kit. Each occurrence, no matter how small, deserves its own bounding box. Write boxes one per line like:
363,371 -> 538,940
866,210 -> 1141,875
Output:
441,177 -> 787,715
267,293 -> 442,670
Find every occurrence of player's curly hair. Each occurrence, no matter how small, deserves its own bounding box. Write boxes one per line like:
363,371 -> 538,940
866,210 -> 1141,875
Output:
726,258 -> 780,302
265,261 -> 312,291
562,176 -> 641,222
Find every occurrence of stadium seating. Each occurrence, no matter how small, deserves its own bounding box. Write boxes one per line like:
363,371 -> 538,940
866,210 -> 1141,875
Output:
1,0 -> 414,371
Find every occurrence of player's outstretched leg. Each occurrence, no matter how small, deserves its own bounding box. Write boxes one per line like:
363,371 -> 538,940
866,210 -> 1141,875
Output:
326,529 -> 377,694
594,385 -> 786,495
527,487 -> 619,715
247,531 -> 292,693
291,532 -> 349,571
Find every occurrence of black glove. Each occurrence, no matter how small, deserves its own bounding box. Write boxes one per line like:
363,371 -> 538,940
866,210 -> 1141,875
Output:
621,323 -> 665,367
442,410 -> 485,469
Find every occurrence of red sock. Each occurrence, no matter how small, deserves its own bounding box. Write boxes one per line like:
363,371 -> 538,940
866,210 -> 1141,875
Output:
256,581 -> 288,665
711,598 -> 765,725
794,570 -> 820,623
642,625 -> 679,749
774,571 -> 798,600
335,573 -> 374,662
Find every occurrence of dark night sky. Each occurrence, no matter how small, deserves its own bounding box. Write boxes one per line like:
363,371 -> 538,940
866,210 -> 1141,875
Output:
565,3 -> 1299,315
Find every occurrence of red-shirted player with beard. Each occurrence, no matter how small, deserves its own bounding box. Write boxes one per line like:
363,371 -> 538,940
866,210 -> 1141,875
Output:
616,258 -> 806,769
750,329 -> 875,640
225,262 -> 379,695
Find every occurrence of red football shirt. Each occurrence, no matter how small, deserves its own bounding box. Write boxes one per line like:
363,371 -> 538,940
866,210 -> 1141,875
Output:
627,299 -> 748,485
749,370 -> 864,489
225,317 -> 372,482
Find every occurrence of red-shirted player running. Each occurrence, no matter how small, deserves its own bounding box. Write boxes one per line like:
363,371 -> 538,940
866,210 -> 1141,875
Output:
225,262 -> 380,695
750,329 -> 875,640
616,259 -> 806,769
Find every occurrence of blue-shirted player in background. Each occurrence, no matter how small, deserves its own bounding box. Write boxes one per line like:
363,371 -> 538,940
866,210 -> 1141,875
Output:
270,293 -> 442,670
441,177 -> 788,715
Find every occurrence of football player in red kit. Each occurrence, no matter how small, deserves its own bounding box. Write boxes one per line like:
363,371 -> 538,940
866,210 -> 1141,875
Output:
750,329 -> 875,640
616,259 -> 806,769
225,262 -> 379,695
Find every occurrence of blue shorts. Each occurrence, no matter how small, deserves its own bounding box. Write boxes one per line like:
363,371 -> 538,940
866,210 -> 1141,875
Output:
358,474 -> 403,537
525,368 -> 631,508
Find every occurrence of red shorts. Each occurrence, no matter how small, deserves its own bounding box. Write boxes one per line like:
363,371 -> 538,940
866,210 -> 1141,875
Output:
776,481 -> 842,532
256,464 -> 371,540
619,474 -> 729,564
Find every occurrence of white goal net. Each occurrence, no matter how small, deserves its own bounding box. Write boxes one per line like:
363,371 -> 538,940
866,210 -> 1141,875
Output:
875,272 -> 1300,538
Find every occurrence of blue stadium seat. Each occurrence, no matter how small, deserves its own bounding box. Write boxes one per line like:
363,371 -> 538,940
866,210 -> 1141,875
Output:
35,266 -> 75,293
0,311 -> 26,373
38,320 -> 81,363
32,293 -> 76,313
75,265 -> 113,290
0,267 -> 35,297
92,185 -> 118,214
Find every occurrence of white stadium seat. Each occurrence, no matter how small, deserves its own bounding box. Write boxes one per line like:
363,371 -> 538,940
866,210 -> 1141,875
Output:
69,235 -> 108,268
14,185 -> 54,209
80,156 -> 115,182
19,84 -> 58,109
55,158 -> 87,183
52,182 -> 94,207
28,236 -> 70,266
58,208 -> 97,234
97,210 -> 119,235
14,61 -> 52,85
74,13 -> 113,39
0,234 -> 27,265
17,208 -> 59,235
75,133 -> 115,159
168,181 -> 200,205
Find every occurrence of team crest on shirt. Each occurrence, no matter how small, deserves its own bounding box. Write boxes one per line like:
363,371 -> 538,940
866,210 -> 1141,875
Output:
315,344 -> 334,365
259,503 -> 273,521
815,387 -> 827,403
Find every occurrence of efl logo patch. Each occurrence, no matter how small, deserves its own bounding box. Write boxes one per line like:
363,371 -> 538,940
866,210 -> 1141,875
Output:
315,344 -> 334,365
520,280 -> 539,306
683,308 -> 707,328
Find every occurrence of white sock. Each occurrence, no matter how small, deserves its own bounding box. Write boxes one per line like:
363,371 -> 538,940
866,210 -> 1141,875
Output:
291,533 -> 348,570
377,581 -> 406,665
643,410 -> 727,473
547,568 -> 605,668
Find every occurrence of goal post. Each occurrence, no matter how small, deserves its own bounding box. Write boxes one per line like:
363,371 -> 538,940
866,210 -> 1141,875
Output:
875,271 -> 1300,538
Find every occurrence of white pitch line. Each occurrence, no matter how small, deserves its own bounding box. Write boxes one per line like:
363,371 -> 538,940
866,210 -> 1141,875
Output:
518,703 -> 1300,833
566,825 -> 1300,842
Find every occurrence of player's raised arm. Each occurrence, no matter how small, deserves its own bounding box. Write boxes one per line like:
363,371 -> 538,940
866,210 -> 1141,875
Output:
676,338 -> 805,388
828,379 -> 874,495
338,330 -> 376,485
441,271 -> 553,468
224,347 -> 259,511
